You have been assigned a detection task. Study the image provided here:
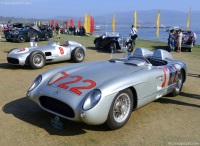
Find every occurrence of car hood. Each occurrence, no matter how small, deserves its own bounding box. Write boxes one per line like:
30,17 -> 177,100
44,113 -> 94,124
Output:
47,61 -> 143,96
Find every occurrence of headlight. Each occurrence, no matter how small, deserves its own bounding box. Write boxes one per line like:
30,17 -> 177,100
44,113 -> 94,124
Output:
83,89 -> 101,110
28,75 -> 42,91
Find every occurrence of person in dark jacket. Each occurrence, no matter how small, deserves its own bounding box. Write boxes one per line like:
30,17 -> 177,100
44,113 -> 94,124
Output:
28,27 -> 38,47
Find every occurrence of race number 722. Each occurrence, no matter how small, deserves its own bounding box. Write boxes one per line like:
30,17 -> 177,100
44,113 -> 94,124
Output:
49,72 -> 96,95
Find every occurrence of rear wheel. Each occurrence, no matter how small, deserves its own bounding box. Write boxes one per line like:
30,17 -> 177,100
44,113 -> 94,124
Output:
72,48 -> 85,63
170,70 -> 184,96
45,35 -> 50,41
29,51 -> 46,69
109,42 -> 116,52
18,35 -> 26,43
106,89 -> 133,130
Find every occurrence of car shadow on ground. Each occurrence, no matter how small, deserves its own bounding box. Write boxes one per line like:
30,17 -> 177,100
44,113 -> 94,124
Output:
0,63 -> 31,70
3,97 -> 109,136
188,73 -> 200,78
0,61 -> 75,70
155,93 -> 200,108
149,45 -> 168,51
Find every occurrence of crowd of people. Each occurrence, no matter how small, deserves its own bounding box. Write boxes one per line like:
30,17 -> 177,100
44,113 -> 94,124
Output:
51,25 -> 86,38
168,29 -> 183,53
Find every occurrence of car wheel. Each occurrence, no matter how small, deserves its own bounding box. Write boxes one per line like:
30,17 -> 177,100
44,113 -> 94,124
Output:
109,42 -> 116,52
127,43 -> 133,52
170,70 -> 184,96
106,89 -> 133,130
95,41 -> 99,49
18,35 -> 26,43
45,35 -> 50,41
29,51 -> 46,69
188,47 -> 192,52
72,48 -> 85,63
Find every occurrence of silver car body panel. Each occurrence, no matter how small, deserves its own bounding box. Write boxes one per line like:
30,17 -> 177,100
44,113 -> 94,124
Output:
7,40 -> 86,66
27,47 -> 187,125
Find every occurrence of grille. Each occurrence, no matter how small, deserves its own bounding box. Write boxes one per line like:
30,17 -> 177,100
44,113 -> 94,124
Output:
7,57 -> 19,64
39,96 -> 75,118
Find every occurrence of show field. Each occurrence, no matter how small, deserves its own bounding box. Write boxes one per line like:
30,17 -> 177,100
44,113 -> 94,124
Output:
0,32 -> 199,146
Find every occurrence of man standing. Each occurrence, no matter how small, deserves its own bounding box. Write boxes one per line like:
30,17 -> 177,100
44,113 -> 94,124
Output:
28,27 -> 38,47
130,25 -> 138,47
55,24 -> 60,38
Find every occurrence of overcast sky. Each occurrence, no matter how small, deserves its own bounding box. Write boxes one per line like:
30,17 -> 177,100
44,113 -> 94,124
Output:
0,0 -> 199,19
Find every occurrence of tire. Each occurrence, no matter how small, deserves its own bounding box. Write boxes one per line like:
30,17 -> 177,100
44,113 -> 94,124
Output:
29,51 -> 46,69
106,89 -> 133,130
170,70 -> 184,96
95,41 -> 99,49
127,43 -> 133,52
45,35 -> 50,41
18,35 -> 26,43
109,42 -> 116,52
188,47 -> 192,52
72,48 -> 85,63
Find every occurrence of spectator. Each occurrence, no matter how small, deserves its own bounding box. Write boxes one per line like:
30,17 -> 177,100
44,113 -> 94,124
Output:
168,29 -> 175,52
55,24 -> 60,38
193,32 -> 197,45
177,29 -> 183,52
28,27 -> 38,47
130,25 -> 138,47
51,25 -> 55,37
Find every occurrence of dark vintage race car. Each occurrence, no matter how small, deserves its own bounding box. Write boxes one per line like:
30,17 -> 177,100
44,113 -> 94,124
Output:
7,40 -> 86,69
94,32 -> 134,52
27,47 -> 187,130
5,25 -> 53,43
174,29 -> 197,52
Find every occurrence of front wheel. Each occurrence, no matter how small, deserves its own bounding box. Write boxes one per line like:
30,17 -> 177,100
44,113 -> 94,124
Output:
106,89 -> 133,130
29,51 -> 46,69
95,41 -> 100,49
72,48 -> 85,63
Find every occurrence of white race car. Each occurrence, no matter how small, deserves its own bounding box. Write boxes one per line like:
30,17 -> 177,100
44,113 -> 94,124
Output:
7,40 -> 86,69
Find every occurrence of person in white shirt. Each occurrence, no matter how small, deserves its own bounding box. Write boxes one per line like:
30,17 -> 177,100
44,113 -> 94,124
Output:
130,25 -> 138,47
177,29 -> 182,52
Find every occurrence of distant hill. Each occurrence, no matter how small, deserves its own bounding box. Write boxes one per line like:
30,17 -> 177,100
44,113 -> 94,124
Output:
1,9 -> 200,28
93,9 -> 200,28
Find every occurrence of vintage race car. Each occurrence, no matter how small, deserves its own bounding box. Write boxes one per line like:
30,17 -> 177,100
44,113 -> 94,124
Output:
173,29 -> 197,52
94,32 -> 134,52
7,40 -> 86,69
27,48 -> 187,130
5,24 -> 53,43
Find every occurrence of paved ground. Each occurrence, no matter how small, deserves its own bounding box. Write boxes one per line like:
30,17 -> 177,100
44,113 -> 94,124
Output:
0,37 -> 199,146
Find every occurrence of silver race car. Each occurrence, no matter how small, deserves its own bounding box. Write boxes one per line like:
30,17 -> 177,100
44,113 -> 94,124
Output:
7,40 -> 86,69
27,48 -> 187,130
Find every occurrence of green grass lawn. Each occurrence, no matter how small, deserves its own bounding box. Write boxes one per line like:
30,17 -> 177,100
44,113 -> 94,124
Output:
1,32 -> 200,56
